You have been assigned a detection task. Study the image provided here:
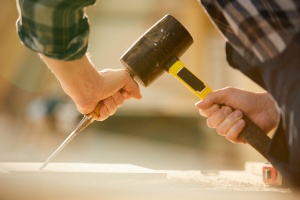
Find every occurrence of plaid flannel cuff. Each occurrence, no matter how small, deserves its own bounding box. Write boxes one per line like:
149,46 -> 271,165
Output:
16,0 -> 96,60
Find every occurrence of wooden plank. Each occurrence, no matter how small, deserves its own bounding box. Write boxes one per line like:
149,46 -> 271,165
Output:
0,162 -> 167,181
0,164 -> 293,200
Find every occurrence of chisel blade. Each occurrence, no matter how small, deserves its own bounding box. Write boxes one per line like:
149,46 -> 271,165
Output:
39,115 -> 93,170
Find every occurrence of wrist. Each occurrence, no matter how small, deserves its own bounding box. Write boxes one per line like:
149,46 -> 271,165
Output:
260,91 -> 280,130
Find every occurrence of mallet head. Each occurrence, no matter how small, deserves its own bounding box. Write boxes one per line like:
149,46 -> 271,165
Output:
120,15 -> 193,87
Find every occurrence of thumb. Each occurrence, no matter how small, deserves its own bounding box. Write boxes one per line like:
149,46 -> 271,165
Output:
195,89 -> 228,109
123,76 -> 142,100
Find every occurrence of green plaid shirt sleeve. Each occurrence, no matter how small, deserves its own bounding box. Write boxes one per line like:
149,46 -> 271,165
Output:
16,0 -> 96,61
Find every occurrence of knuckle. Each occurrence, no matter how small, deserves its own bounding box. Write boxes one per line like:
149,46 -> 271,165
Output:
104,97 -> 115,107
112,92 -> 125,106
223,106 -> 232,115
113,92 -> 122,101
210,104 -> 220,114
115,97 -> 125,106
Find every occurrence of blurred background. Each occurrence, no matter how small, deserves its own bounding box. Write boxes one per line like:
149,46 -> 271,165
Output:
0,0 -> 266,171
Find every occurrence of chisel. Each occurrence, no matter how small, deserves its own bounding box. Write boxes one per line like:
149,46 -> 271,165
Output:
39,102 -> 102,170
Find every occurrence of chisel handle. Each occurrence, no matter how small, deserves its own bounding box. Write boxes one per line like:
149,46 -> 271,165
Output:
86,101 -> 103,121
167,58 -> 271,161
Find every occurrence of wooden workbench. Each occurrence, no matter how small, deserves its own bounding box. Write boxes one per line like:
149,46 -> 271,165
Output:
0,162 -> 295,200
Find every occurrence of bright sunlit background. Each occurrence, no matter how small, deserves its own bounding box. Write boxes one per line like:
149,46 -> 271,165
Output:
0,0 -> 265,171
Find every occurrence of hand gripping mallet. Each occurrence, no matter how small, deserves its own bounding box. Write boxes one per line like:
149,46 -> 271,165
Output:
120,15 -> 272,161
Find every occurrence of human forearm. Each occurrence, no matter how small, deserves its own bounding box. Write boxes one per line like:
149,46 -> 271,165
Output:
40,54 -> 102,113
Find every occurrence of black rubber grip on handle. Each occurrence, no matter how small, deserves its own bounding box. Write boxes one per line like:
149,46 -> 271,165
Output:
239,115 -> 271,161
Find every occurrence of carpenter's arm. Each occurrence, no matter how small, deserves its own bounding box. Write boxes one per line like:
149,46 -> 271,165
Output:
16,0 -> 142,120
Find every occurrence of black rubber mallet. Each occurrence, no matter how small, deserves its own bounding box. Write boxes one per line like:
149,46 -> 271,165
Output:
120,14 -> 271,161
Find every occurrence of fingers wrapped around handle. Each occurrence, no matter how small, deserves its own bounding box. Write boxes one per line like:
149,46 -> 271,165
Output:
88,101 -> 102,120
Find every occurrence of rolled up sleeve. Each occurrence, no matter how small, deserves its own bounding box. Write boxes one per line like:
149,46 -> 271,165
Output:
16,0 -> 96,60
